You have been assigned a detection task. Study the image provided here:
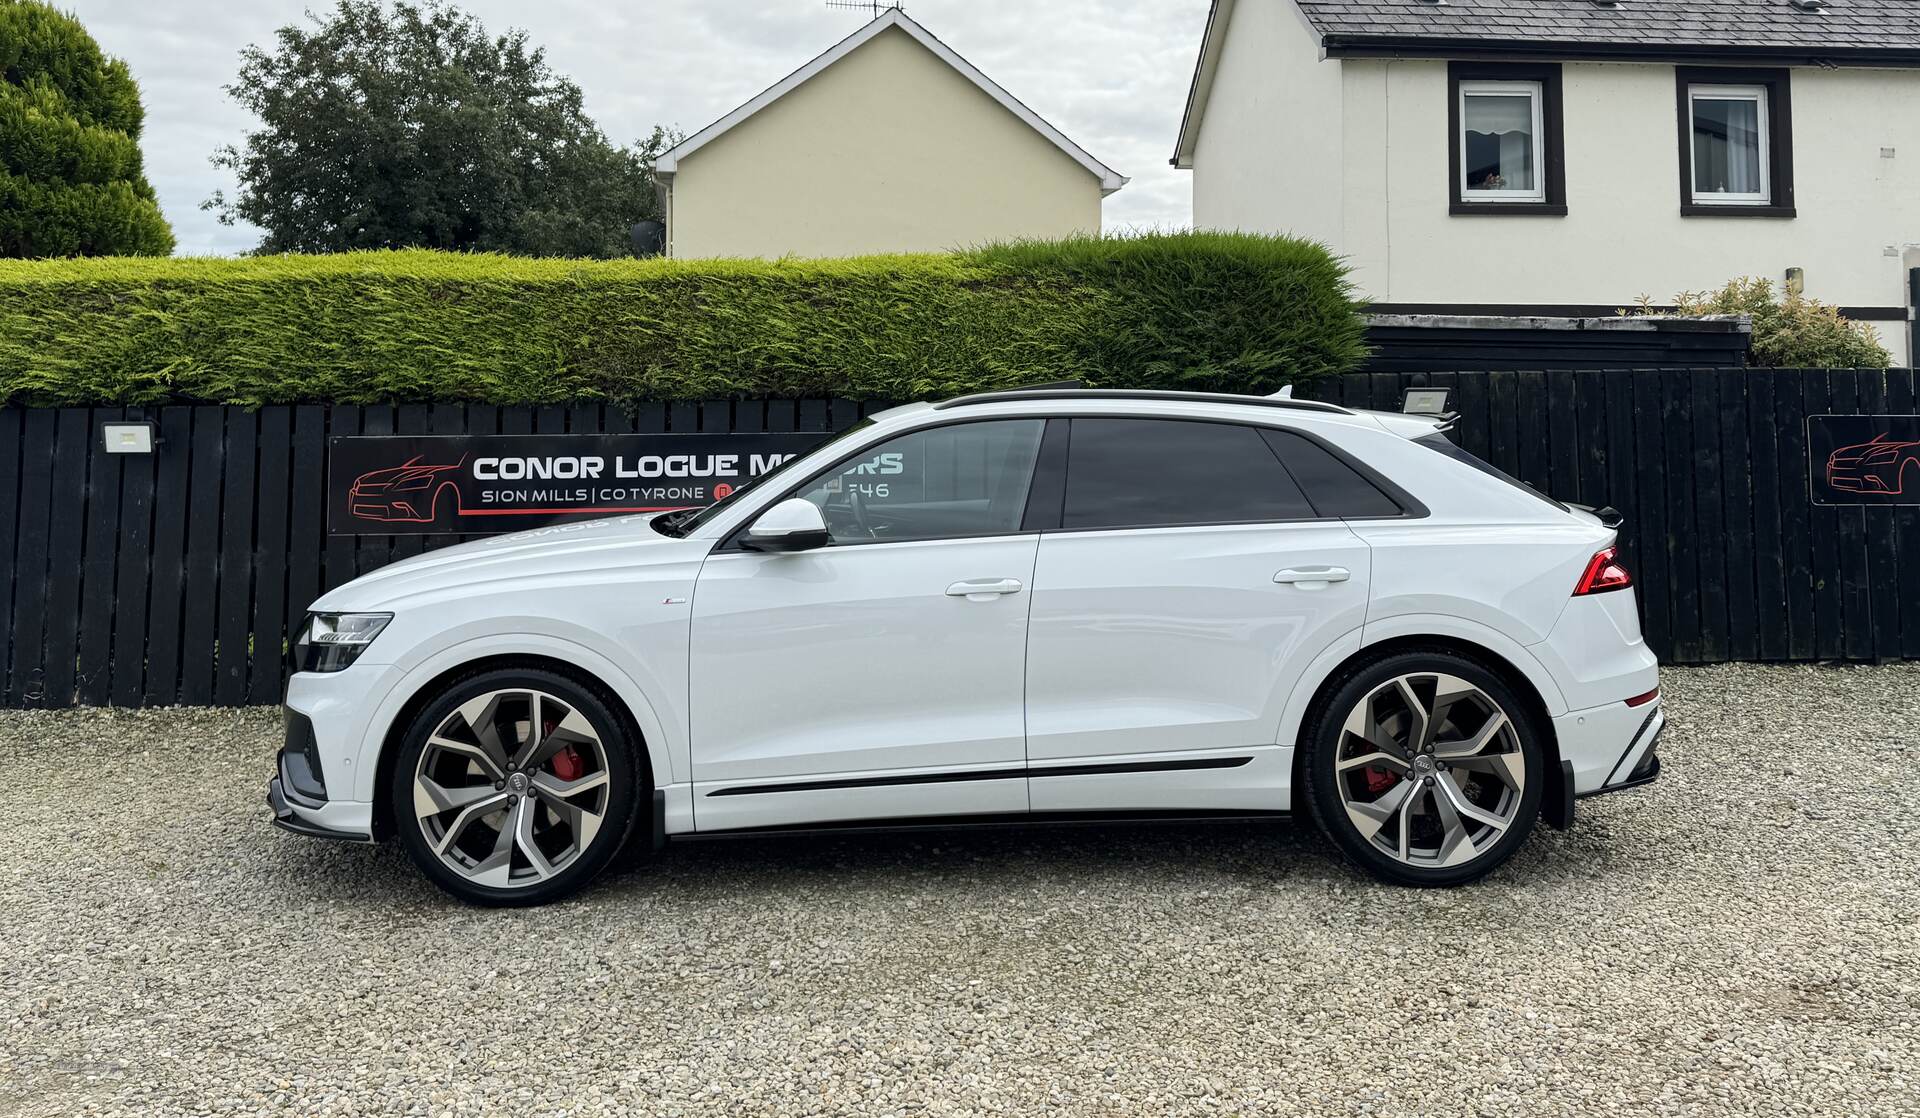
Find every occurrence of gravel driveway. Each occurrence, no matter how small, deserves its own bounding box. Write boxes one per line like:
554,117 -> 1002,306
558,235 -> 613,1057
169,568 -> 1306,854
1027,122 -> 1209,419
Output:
2,663 -> 1917,1118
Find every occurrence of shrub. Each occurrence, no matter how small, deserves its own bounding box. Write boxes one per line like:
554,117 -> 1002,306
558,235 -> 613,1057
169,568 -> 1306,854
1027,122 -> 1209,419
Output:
1632,278 -> 1891,369
0,233 -> 1369,406
0,0 -> 174,257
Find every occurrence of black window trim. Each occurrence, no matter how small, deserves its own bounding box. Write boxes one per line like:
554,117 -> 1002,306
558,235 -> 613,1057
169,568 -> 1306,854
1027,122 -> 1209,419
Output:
718,414 -> 1429,551
1675,65 -> 1795,219
1041,415 -> 1428,537
715,415 -> 1053,552
1447,61 -> 1567,217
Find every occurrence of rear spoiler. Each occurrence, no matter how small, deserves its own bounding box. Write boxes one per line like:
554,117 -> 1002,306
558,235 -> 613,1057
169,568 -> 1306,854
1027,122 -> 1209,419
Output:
1566,502 -> 1625,529
1368,409 -> 1458,440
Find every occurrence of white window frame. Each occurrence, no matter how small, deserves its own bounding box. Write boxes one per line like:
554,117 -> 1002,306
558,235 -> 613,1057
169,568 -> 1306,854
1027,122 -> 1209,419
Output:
1687,83 -> 1771,205
1458,80 -> 1546,203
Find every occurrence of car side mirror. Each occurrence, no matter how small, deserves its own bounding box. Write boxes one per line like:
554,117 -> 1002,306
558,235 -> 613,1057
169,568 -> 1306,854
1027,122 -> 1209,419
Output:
742,497 -> 831,552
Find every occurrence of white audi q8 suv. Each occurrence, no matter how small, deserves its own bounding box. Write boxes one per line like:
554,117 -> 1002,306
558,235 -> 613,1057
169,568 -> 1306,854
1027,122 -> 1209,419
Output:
269,387 -> 1662,906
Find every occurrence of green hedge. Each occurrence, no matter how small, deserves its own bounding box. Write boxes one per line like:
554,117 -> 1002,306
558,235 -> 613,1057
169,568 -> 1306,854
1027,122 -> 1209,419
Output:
0,232 -> 1368,406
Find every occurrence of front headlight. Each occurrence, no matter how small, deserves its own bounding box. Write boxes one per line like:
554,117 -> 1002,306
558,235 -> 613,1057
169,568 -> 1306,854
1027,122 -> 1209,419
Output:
292,612 -> 392,673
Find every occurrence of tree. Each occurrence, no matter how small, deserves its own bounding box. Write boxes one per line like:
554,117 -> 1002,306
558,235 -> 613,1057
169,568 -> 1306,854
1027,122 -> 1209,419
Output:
0,0 -> 174,257
207,1 -> 669,257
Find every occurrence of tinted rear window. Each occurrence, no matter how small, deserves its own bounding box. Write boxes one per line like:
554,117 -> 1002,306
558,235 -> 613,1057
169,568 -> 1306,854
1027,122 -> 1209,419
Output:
1260,428 -> 1404,518
1413,432 -> 1566,510
1062,418 -> 1316,530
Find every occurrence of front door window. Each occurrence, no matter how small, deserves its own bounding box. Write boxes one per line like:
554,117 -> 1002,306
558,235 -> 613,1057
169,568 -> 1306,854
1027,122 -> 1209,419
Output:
791,419 -> 1045,544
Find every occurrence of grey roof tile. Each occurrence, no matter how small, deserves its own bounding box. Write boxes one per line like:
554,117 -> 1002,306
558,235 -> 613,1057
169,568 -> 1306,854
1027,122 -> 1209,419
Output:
1295,0 -> 1920,53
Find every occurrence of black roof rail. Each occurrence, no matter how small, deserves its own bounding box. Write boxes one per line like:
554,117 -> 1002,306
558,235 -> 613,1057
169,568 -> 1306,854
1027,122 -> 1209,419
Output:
931,387 -> 1351,415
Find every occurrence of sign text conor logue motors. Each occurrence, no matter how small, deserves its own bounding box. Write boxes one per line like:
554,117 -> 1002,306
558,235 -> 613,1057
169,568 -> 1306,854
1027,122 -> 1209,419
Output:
328,433 -> 827,535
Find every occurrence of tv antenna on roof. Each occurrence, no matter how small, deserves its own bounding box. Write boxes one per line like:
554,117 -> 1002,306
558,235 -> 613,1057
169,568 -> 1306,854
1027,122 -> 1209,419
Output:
825,1 -> 902,17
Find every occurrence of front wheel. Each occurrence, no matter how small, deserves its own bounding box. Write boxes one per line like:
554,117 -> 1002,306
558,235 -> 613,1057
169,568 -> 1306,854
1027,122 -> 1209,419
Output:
391,669 -> 643,906
1301,652 -> 1543,886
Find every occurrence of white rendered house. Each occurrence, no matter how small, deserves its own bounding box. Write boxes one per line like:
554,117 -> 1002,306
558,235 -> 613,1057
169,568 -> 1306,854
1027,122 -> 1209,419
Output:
1173,0 -> 1920,361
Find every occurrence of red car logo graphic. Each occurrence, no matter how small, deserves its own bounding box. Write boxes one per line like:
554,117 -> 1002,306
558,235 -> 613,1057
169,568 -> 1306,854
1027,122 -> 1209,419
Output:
1827,433 -> 1920,495
349,456 -> 467,523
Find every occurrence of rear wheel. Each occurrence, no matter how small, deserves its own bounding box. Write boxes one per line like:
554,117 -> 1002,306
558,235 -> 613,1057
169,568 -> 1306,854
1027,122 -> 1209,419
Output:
1301,651 -> 1542,886
391,668 -> 643,906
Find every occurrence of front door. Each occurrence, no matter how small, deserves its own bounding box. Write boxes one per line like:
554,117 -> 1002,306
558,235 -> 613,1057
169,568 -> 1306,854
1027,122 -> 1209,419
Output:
689,418 -> 1048,831
1022,417 -> 1377,813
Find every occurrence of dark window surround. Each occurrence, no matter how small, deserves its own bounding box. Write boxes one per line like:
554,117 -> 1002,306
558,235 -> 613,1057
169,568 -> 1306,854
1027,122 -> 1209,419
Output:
1036,416 -> 1425,532
722,415 -> 1428,550
1675,66 -> 1795,218
1058,417 -> 1319,532
716,416 -> 1049,551
1447,61 -> 1567,217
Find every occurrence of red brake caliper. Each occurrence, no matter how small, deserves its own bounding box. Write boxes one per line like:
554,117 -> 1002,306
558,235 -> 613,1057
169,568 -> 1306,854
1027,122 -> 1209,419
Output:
549,718 -> 585,782
1362,766 -> 1399,796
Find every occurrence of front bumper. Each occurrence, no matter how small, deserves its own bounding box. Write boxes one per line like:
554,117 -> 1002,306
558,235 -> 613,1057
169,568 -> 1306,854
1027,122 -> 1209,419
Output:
267,706 -> 375,843
267,775 -> 372,842
1827,474 -> 1898,494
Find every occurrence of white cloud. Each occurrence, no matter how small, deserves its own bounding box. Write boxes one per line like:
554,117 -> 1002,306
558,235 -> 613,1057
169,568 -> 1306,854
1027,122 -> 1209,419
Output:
70,0 -> 1210,255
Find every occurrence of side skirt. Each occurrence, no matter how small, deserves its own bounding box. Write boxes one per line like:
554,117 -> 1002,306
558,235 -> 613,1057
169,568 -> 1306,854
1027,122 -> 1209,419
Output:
672,808 -> 1293,842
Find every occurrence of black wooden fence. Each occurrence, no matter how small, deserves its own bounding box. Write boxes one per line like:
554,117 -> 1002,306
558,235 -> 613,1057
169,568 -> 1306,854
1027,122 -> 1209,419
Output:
0,370 -> 1914,709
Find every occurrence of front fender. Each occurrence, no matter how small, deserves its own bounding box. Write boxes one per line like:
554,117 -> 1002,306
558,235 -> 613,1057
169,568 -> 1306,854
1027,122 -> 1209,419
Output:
345,630 -> 683,803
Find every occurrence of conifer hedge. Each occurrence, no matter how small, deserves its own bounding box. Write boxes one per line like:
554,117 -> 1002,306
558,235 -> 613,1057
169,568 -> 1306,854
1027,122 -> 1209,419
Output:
0,232 -> 1368,405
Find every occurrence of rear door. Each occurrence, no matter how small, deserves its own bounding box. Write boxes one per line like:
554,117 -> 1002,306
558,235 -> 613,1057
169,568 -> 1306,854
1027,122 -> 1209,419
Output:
1023,417 -> 1380,813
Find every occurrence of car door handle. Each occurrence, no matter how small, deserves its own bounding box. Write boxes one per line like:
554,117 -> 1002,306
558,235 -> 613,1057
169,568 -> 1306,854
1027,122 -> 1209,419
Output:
1274,566 -> 1350,588
946,578 -> 1024,600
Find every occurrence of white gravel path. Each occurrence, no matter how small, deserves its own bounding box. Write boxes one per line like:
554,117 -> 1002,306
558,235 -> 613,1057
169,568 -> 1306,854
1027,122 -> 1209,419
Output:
1,663 -> 1917,1117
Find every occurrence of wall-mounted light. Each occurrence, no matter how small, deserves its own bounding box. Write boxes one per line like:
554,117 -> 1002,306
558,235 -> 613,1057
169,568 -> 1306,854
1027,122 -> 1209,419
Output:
1784,266 -> 1805,297
1403,388 -> 1452,416
101,421 -> 157,454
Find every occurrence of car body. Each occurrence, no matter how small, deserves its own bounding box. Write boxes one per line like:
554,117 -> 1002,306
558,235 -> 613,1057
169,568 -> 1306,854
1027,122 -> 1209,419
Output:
270,388 -> 1662,904
348,456 -> 466,523
1827,433 -> 1920,495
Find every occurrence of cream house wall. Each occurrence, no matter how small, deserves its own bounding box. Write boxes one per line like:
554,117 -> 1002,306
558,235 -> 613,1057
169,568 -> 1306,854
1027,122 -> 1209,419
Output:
1189,3 -> 1919,361
1190,0 -> 1344,251
666,26 -> 1104,260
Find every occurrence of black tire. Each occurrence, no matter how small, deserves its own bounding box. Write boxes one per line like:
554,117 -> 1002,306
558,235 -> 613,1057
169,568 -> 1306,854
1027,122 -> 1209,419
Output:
1300,649 -> 1544,887
390,667 -> 645,907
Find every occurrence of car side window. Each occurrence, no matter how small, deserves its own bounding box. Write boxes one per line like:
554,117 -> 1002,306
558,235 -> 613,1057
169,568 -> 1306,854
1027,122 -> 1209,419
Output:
1259,428 -> 1405,518
791,419 -> 1046,544
1061,418 -> 1317,530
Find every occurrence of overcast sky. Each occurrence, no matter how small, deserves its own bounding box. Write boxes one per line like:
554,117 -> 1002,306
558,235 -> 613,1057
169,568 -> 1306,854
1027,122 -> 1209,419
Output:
71,0 -> 1210,256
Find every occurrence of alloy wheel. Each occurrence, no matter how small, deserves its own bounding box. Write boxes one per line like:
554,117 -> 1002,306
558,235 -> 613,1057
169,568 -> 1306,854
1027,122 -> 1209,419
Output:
412,688 -> 612,889
1333,672 -> 1526,868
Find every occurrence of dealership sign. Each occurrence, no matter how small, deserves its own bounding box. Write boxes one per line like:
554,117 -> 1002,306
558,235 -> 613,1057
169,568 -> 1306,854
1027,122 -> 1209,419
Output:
329,433 -> 826,535
1807,415 -> 1920,506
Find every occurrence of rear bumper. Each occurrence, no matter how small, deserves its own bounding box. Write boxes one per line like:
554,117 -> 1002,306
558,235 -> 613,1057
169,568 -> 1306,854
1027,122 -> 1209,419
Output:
1578,714 -> 1662,799
1581,750 -> 1660,799
1554,698 -> 1664,796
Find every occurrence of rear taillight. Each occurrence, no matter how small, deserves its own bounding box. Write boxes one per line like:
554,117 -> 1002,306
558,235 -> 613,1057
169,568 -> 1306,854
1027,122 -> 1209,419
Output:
1574,546 -> 1632,596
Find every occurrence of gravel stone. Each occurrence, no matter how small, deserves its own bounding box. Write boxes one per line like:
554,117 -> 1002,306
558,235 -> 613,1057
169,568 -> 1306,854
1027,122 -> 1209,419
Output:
1,663 -> 1917,1117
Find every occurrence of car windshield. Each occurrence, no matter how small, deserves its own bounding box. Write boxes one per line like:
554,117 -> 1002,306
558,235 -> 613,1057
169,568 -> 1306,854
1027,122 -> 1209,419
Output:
652,419 -> 875,537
